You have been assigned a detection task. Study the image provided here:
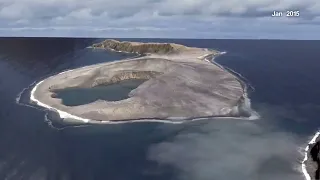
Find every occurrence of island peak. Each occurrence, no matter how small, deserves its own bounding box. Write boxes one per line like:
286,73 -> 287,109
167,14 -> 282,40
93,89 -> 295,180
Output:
91,39 -> 214,55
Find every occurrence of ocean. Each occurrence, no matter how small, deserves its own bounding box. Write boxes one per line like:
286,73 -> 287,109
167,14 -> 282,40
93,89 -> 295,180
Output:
1,37 -> 320,180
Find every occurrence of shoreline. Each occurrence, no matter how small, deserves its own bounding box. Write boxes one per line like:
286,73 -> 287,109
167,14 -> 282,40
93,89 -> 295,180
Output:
27,48 -> 258,124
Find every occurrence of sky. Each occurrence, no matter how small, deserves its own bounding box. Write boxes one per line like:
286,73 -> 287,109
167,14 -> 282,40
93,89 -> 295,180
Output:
0,0 -> 319,39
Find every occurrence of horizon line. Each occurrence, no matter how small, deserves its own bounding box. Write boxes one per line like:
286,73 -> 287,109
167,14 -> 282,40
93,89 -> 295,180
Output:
0,36 -> 318,41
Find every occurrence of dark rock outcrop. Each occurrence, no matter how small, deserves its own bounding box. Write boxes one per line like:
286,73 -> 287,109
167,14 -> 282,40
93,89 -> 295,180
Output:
310,141 -> 320,179
91,39 -> 188,54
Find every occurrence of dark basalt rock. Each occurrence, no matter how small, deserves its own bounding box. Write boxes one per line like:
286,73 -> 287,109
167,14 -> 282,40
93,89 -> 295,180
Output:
91,39 -> 185,54
310,141 -> 320,179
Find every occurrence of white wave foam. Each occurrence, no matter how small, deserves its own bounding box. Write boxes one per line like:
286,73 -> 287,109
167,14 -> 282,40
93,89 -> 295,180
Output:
30,80 -> 91,123
15,80 -> 38,104
301,130 -> 320,180
242,91 -> 260,120
29,77 -> 189,124
206,52 -> 259,121
209,53 -> 255,92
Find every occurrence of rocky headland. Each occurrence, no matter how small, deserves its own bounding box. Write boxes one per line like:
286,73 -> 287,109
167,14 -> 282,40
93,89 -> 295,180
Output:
305,134 -> 320,180
30,39 -> 247,124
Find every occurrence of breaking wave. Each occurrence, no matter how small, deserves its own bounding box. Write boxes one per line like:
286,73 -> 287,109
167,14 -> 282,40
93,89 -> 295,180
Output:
301,130 -> 320,180
209,51 -> 259,121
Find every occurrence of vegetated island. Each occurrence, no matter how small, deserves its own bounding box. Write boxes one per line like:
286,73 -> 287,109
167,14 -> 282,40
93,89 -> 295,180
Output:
30,39 -> 250,124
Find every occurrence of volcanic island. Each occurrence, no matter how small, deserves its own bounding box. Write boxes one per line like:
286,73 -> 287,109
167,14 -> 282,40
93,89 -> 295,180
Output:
30,39 -> 249,124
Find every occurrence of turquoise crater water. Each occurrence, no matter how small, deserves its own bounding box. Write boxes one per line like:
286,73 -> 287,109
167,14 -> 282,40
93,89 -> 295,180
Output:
52,79 -> 146,106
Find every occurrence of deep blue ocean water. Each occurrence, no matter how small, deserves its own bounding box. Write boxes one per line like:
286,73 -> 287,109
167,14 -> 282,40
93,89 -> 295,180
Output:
1,37 -> 320,180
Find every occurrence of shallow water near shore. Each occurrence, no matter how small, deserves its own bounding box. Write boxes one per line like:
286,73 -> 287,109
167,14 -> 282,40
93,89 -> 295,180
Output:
1,38 -> 320,180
